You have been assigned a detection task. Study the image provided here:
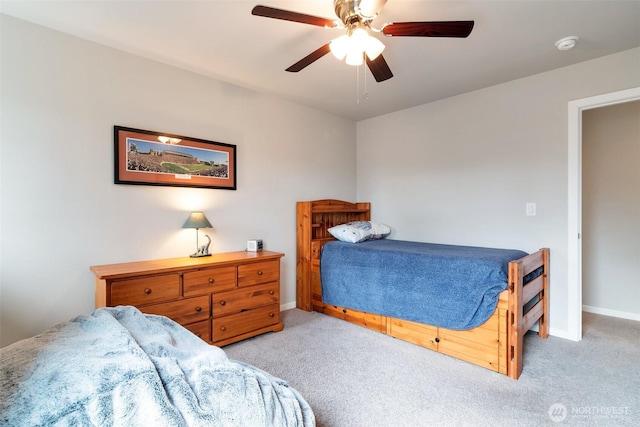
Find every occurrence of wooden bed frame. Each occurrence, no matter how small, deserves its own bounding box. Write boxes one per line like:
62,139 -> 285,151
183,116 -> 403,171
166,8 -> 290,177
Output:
296,199 -> 549,379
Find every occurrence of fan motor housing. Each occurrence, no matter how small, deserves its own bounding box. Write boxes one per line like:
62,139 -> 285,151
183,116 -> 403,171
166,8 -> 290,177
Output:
334,0 -> 365,25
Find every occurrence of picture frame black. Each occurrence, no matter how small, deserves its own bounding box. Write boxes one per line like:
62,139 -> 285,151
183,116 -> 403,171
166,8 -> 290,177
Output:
114,126 -> 236,190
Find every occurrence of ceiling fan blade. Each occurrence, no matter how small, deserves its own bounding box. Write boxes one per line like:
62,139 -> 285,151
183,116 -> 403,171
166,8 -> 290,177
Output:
251,5 -> 337,28
382,21 -> 474,38
286,44 -> 331,73
366,55 -> 393,82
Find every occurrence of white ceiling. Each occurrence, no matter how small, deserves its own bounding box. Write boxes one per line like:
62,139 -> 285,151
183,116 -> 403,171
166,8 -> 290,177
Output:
2,0 -> 639,121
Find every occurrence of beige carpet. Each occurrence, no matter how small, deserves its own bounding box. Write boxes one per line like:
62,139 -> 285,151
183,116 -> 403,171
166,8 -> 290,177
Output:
224,310 -> 639,426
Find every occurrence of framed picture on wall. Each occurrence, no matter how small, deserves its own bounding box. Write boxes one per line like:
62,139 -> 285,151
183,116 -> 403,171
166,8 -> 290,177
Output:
114,126 -> 236,190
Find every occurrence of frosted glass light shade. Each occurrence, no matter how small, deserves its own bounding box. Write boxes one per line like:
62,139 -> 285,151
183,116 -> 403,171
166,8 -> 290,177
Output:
350,28 -> 369,45
345,50 -> 364,66
329,34 -> 350,60
364,36 -> 385,60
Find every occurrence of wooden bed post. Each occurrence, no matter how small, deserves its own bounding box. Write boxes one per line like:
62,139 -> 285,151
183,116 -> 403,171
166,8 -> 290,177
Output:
296,202 -> 313,311
508,260 -> 524,379
539,248 -> 550,339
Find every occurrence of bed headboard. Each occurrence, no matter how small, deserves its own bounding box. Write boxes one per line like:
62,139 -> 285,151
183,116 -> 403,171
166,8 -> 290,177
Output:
296,199 -> 371,311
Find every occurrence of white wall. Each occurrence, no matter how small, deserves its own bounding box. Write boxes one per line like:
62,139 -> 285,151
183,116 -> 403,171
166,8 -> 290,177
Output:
582,101 -> 640,319
3,14 -> 639,347
0,15 -> 357,347
357,48 -> 640,339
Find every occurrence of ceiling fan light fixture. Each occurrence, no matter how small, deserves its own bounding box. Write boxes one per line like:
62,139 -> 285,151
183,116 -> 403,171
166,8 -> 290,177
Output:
364,35 -> 385,60
345,29 -> 368,65
330,27 -> 385,65
350,27 -> 369,44
345,49 -> 364,66
329,34 -> 350,60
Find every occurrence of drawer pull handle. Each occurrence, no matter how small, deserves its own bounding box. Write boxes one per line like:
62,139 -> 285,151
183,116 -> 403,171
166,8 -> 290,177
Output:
269,290 -> 275,295
195,306 -> 202,312
219,301 -> 226,306
269,312 -> 275,318
208,278 -> 215,284
220,326 -> 227,332
144,288 -> 152,294
257,271 -> 263,276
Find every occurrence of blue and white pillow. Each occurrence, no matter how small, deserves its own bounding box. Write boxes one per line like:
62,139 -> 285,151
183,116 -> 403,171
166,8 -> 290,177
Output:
328,221 -> 391,243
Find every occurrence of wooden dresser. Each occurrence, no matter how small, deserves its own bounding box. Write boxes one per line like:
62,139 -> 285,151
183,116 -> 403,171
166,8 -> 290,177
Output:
90,250 -> 284,346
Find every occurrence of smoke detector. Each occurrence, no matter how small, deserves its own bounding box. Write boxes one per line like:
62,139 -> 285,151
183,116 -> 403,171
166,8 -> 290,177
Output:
555,36 -> 579,51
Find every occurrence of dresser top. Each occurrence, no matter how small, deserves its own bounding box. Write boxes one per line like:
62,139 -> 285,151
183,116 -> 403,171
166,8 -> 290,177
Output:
90,250 -> 284,280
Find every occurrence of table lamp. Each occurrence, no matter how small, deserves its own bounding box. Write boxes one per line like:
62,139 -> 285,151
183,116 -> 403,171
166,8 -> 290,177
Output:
182,212 -> 212,257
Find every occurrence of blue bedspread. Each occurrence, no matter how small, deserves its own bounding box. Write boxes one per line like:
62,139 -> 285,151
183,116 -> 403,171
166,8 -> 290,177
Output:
0,306 -> 315,427
320,239 -> 528,330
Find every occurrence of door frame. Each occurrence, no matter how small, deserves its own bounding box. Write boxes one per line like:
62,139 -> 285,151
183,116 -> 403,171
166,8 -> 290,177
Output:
567,86 -> 640,341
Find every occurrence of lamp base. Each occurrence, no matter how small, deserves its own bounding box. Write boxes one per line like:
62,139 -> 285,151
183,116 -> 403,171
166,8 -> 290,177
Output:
190,253 -> 212,258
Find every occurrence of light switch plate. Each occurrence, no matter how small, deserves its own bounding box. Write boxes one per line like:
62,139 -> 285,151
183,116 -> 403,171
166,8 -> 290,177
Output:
526,203 -> 536,216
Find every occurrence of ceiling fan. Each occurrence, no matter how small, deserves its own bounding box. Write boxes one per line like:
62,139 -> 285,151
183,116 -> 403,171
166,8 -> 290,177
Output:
251,0 -> 474,82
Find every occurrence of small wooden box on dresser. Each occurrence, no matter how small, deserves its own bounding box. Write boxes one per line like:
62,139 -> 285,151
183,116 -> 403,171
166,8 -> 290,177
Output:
90,251 -> 284,346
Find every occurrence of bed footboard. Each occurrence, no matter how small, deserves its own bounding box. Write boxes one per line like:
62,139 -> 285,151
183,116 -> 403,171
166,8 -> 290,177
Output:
508,248 -> 550,379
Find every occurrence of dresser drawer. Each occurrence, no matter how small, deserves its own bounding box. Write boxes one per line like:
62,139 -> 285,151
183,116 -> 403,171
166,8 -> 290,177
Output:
110,274 -> 180,306
213,282 -> 279,318
142,295 -> 210,325
213,303 -> 280,343
184,266 -> 236,296
183,319 -> 211,343
237,261 -> 279,288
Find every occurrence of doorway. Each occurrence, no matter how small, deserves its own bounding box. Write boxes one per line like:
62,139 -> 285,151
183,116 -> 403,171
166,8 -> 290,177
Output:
567,87 -> 640,341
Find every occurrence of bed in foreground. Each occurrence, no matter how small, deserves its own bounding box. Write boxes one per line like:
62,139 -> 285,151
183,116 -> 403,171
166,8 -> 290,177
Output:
296,199 -> 549,379
0,306 -> 315,427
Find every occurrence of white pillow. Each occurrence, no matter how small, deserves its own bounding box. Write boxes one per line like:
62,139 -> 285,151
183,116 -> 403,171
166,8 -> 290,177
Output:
368,221 -> 392,240
328,221 -> 390,243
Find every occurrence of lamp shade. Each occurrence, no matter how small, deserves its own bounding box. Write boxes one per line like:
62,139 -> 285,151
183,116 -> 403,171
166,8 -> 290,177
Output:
182,212 -> 212,229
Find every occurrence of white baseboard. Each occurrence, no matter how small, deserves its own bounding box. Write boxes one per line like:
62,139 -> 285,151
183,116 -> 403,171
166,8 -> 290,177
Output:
583,305 -> 640,321
548,327 -> 575,341
280,301 -> 297,311
543,309 -> 639,343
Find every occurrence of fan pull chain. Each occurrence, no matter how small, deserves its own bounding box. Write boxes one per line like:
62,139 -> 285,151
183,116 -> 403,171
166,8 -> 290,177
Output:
363,57 -> 369,101
356,63 -> 360,105
355,54 -> 370,105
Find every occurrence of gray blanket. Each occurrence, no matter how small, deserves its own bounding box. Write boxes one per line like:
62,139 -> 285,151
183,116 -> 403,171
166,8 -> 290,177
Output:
0,306 -> 315,427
